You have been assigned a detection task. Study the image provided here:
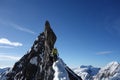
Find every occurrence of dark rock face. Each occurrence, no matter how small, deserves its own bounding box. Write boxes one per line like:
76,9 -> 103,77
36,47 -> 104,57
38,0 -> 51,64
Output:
5,21 -> 56,80
44,21 -> 56,50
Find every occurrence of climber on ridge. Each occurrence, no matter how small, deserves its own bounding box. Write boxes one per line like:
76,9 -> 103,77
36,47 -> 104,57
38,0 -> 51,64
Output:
52,48 -> 58,61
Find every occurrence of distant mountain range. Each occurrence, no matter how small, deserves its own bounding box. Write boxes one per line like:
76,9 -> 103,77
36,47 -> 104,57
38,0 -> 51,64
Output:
73,61 -> 120,80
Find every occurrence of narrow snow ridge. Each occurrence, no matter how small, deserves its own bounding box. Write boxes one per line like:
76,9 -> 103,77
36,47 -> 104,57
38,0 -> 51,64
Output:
53,58 -> 69,80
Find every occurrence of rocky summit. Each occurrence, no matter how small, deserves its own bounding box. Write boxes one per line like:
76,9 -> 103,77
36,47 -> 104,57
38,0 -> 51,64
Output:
0,21 -> 82,80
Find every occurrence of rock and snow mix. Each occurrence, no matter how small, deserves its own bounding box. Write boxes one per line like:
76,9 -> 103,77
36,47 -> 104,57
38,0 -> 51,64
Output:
34,44 -> 38,52
0,67 -> 11,79
0,21 -> 83,80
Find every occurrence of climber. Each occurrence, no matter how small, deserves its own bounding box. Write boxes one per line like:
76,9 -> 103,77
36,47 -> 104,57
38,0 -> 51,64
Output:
52,48 -> 58,61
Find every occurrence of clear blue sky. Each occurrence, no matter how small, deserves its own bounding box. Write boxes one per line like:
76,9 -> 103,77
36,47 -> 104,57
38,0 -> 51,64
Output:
0,0 -> 120,68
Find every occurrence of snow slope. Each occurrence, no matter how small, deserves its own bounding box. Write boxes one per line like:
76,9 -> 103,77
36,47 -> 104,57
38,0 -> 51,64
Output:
53,58 -> 70,80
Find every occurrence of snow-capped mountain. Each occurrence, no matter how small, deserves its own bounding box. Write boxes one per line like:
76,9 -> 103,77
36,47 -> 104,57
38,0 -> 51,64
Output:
73,65 -> 100,80
0,21 -> 82,80
94,61 -> 120,80
73,61 -> 120,80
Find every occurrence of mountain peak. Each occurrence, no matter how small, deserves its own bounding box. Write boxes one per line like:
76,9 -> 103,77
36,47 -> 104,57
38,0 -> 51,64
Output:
44,21 -> 56,50
45,20 -> 50,27
0,21 -> 82,80
94,61 -> 120,80
107,61 -> 119,66
102,61 -> 120,71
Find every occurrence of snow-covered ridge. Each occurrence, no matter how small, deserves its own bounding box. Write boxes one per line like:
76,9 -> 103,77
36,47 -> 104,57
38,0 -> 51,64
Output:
94,61 -> 120,80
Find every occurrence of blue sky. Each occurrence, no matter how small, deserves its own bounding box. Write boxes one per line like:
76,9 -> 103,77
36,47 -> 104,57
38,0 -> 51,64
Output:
0,0 -> 120,68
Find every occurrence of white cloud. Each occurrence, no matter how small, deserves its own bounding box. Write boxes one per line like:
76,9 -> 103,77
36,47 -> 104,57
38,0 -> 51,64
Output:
0,55 -> 21,61
0,46 -> 14,48
0,38 -> 23,47
10,23 -> 35,34
96,51 -> 112,55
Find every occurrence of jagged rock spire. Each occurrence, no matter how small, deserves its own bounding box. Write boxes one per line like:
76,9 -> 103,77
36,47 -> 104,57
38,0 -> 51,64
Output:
44,20 -> 57,50
4,21 -> 56,80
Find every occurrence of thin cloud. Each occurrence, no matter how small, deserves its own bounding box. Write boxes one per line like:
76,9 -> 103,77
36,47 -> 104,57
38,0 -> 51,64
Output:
10,23 -> 35,34
0,46 -> 14,48
0,55 -> 21,61
96,51 -> 112,55
0,38 -> 23,47
0,19 -> 35,34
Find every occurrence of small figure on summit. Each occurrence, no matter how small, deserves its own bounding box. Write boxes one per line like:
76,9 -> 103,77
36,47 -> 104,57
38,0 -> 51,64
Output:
52,48 -> 58,61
